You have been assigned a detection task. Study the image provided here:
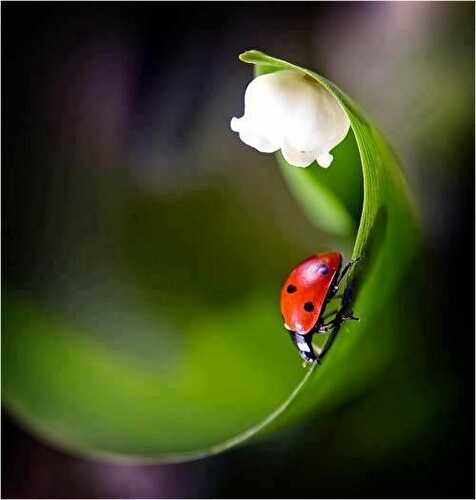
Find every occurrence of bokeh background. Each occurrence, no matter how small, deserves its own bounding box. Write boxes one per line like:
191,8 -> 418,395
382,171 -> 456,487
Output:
2,2 -> 474,498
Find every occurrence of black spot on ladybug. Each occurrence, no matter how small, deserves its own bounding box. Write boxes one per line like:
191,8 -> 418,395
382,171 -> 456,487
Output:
287,284 -> 297,293
304,302 -> 314,312
318,264 -> 329,275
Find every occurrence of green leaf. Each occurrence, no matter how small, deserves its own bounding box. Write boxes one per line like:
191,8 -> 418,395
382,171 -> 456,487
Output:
2,50 -> 419,463
237,50 -> 420,427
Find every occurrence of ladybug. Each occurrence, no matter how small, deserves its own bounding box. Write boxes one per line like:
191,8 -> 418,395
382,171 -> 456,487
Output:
280,252 -> 359,364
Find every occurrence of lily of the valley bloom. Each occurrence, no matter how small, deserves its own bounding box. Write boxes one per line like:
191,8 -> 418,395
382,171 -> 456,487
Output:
231,70 -> 350,168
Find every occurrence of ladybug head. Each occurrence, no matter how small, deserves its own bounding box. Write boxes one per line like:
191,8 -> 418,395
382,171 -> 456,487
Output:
289,332 -> 318,364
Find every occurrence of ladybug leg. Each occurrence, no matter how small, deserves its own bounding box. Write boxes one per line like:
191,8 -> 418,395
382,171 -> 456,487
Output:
316,318 -> 339,333
332,257 -> 361,295
316,311 -> 359,334
341,311 -> 359,321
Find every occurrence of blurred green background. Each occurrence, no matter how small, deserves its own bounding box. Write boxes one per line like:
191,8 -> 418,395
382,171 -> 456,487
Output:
2,2 -> 474,498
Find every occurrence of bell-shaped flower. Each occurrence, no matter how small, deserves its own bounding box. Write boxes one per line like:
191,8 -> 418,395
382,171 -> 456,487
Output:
231,70 -> 350,168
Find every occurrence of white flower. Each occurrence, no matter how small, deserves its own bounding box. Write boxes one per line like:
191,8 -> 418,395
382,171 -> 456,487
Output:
231,70 -> 350,168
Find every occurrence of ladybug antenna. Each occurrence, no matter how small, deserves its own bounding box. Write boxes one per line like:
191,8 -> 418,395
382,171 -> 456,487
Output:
289,332 -> 318,364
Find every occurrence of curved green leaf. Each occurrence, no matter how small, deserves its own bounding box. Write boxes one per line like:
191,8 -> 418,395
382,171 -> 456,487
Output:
239,49 -> 420,427
2,50 -> 419,463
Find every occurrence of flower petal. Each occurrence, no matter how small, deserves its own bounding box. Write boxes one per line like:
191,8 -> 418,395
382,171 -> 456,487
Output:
231,117 -> 279,153
281,146 -> 316,168
316,152 -> 333,168
231,70 -> 350,169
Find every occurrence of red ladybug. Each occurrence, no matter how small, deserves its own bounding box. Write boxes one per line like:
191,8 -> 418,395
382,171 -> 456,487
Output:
280,252 -> 359,364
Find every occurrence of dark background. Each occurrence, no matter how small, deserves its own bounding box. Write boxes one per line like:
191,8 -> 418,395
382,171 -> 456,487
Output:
3,2 -> 474,498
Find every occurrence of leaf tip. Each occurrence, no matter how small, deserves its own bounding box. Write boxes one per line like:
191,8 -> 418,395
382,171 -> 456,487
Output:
239,50 -> 268,64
